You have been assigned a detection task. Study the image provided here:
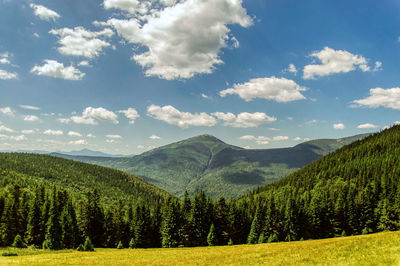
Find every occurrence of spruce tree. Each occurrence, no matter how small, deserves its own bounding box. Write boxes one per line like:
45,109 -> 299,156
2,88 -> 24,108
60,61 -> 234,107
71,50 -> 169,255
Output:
161,199 -> 181,248
247,204 -> 265,244
214,197 -> 229,245
45,187 -> 63,250
207,224 -> 217,246
25,188 -> 43,247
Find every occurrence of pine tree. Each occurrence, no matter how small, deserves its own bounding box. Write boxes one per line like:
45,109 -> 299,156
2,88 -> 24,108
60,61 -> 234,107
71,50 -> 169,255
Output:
214,197 -> 229,245
83,236 -> 94,251
134,203 -> 151,248
12,234 -> 25,248
180,191 -> 192,247
247,204 -> 265,244
129,238 -> 136,249
25,188 -> 43,247
161,199 -> 181,248
0,186 -> 22,246
207,224 -> 217,246
117,240 -> 124,249
191,191 -> 210,246
45,187 -> 63,250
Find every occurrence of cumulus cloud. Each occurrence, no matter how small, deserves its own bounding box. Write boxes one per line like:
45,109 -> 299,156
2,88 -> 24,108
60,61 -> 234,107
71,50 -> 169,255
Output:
357,123 -> 378,129
68,131 -> 82,137
44,129 -> 63,135
21,129 -> 38,134
212,112 -> 276,128
239,135 -> 270,145
87,133 -> 96,138
19,105 -> 40,110
0,134 -> 26,141
333,123 -> 345,130
282,63 -> 297,75
58,118 -> 71,124
103,0 -> 252,80
78,61 -> 90,67
149,134 -> 161,140
106,134 -> 122,139
49,27 -> 114,58
71,107 -> 119,125
0,125 -> 14,133
119,107 -> 139,124
147,104 -> 216,128
31,60 -> 85,80
220,77 -> 306,102
303,47 -> 379,79
69,139 -> 87,145
0,69 -> 17,80
272,136 -> 289,141
201,94 -> 211,99
0,107 -> 14,116
24,115 -> 40,122
352,87 -> 400,110
30,3 -> 60,21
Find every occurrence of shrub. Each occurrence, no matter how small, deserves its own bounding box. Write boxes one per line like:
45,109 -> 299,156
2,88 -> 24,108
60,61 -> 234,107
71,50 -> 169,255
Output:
12,234 -> 26,248
267,233 -> 278,243
129,238 -> 136,249
117,241 -> 124,249
2,252 -> 18,257
228,239 -> 233,246
42,240 -> 50,250
83,237 -> 94,251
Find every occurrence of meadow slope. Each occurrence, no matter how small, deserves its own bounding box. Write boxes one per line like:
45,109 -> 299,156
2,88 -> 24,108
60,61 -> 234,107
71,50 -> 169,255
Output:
1,231 -> 399,265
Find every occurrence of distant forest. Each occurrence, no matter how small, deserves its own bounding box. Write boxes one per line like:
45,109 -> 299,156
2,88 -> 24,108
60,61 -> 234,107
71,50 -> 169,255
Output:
0,125 -> 400,249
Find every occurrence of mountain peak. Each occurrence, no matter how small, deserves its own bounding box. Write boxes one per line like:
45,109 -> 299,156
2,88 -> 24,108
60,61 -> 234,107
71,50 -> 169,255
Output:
187,134 -> 225,143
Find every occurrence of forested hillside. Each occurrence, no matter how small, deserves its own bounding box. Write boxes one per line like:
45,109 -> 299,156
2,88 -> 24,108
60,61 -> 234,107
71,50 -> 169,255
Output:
0,153 -> 171,203
0,127 -> 397,250
240,125 -> 400,243
54,133 -> 369,198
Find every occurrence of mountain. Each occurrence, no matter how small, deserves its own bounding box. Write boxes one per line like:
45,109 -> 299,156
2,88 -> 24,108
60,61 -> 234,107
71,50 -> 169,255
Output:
53,133 -> 370,199
0,152 -> 171,204
50,148 -> 134,157
238,125 -> 400,242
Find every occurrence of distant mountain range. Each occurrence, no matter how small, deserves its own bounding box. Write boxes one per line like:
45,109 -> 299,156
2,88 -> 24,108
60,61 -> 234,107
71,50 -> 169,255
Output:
51,133 -> 370,199
0,148 -> 133,158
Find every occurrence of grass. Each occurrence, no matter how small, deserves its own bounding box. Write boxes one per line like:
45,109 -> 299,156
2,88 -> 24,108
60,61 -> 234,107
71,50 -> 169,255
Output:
1,231 -> 399,265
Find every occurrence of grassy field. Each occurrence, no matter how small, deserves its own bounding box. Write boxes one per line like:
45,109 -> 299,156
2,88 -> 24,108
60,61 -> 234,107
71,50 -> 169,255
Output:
1,231 -> 399,265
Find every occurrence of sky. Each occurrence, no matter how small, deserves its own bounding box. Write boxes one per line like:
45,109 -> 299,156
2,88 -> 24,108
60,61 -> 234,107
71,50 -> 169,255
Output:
0,0 -> 400,155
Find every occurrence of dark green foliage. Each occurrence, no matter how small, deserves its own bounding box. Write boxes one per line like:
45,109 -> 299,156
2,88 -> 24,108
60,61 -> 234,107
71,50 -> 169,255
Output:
2,252 -> 18,256
25,187 -> 44,247
117,241 -> 123,249
12,234 -> 25,248
228,238 -> 233,246
207,224 -> 217,246
83,237 -> 94,251
45,188 -> 63,250
129,238 -> 136,249
241,125 -> 400,243
161,199 -> 181,248
247,204 -> 265,244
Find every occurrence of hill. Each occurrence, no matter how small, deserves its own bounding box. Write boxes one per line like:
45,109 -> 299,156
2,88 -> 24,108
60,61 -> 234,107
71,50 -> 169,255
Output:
54,133 -> 369,198
1,231 -> 399,265
240,125 -> 400,242
0,153 -> 171,204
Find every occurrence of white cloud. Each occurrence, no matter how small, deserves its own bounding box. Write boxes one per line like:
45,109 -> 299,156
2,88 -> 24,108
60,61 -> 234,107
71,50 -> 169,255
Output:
293,137 -> 302,141
201,93 -> 211,99
373,61 -> 382,71
239,135 -> 270,145
333,123 -> 345,130
106,139 -> 116,143
31,60 -> 85,80
352,87 -> 400,110
119,107 -> 139,124
395,121 -> 400,125
220,77 -> 306,102
303,47 -> 378,79
272,136 -> 289,141
267,127 -> 279,131
104,0 -> 252,80
283,63 -> 297,75
0,125 -> 14,133
357,123 -> 378,129
87,133 -> 96,138
78,61 -> 90,67
69,139 -> 87,145
0,107 -> 14,116
49,27 -> 113,58
71,107 -> 119,125
30,3 -> 60,21
68,131 -> 82,137
0,58 -> 10,64
58,118 -> 71,124
19,105 -> 40,110
0,134 -> 26,141
137,145 -> 145,149
44,129 -> 63,135
212,112 -> 276,128
147,104 -> 216,128
287,117 -> 293,121
149,134 -> 161,140
21,129 -> 38,134
24,115 -> 40,122
106,134 -> 122,139
33,33 -> 40,38
0,69 -> 18,80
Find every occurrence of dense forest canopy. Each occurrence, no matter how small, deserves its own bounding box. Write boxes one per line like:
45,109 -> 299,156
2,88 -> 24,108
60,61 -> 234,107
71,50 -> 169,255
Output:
0,126 -> 399,249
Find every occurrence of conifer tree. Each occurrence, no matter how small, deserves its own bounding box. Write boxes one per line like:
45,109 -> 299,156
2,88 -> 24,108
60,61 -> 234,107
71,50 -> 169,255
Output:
25,189 -> 43,247
207,224 -> 217,246
214,197 -> 229,245
247,204 -> 265,244
161,199 -> 181,248
45,187 -> 63,250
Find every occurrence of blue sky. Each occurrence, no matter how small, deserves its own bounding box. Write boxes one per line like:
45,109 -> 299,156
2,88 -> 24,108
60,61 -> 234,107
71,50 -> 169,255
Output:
0,0 -> 399,154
